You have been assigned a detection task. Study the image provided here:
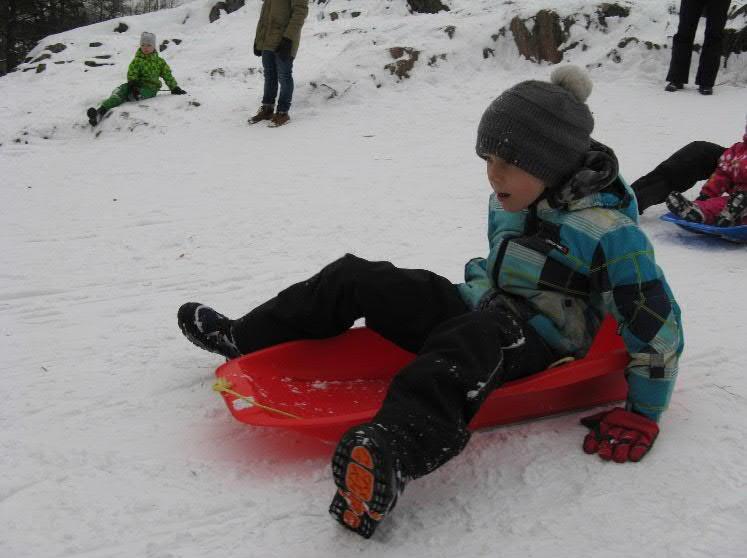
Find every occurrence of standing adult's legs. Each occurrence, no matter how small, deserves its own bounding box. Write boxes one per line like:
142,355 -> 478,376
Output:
666,0 -> 706,85
231,254 -> 468,354
275,54 -> 295,113
261,50 -> 279,107
695,0 -> 731,87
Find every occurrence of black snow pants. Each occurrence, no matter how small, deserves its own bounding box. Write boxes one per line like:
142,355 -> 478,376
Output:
631,140 -> 725,213
666,0 -> 731,88
231,254 -> 555,478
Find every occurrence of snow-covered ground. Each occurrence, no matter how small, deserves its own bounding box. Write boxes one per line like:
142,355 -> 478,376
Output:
1,1 -> 746,557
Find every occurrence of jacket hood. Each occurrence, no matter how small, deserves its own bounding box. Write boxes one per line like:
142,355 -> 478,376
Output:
543,139 -> 636,218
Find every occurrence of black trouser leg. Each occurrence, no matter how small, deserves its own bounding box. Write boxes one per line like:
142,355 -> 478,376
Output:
632,141 -> 725,212
666,0 -> 706,84
373,308 -> 555,479
695,0 -> 731,87
230,253 -> 468,354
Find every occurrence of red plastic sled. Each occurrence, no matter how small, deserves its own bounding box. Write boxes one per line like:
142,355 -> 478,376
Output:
214,316 -> 630,442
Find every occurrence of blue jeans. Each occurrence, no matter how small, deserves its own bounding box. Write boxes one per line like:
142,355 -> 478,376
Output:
261,50 -> 294,113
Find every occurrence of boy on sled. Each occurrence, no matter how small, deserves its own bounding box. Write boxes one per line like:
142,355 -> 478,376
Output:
177,66 -> 683,539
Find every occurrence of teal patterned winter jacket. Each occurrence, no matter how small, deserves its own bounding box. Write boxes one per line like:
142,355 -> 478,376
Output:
458,141 -> 683,422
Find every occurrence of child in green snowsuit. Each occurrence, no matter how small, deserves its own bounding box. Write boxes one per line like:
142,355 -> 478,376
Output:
86,31 -> 186,126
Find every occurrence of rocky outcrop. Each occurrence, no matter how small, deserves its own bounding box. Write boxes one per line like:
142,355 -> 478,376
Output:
209,0 -> 245,23
595,3 -> 630,28
407,0 -> 449,14
385,47 -> 420,79
509,10 -> 567,64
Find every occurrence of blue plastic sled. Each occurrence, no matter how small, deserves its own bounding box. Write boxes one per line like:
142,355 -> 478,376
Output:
660,213 -> 747,243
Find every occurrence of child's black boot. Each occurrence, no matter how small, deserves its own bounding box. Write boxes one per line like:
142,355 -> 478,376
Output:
666,192 -> 705,223
715,192 -> 747,227
329,423 -> 407,538
177,302 -> 241,359
87,107 -> 108,127
87,107 -> 99,126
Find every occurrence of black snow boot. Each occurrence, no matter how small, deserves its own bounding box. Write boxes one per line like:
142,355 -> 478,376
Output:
177,302 -> 241,359
715,192 -> 747,227
329,423 -> 408,539
87,107 -> 108,127
666,192 -> 705,223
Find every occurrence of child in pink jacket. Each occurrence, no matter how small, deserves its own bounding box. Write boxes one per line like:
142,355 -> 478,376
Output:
667,117 -> 747,227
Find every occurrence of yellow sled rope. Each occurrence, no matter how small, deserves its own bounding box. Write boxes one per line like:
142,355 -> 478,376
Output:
213,377 -> 301,419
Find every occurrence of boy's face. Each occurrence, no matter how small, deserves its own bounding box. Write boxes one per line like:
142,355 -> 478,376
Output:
485,154 -> 546,212
140,44 -> 155,54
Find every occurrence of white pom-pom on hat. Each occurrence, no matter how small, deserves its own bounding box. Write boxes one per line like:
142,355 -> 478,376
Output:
550,65 -> 593,103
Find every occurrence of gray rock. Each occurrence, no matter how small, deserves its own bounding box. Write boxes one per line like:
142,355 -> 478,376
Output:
45,43 -> 67,53
407,0 -> 449,14
385,47 -> 420,79
209,0 -> 244,22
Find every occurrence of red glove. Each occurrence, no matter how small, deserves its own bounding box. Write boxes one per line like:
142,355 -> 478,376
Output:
580,408 -> 659,463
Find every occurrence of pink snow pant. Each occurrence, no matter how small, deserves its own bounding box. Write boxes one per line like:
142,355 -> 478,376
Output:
694,196 -> 747,225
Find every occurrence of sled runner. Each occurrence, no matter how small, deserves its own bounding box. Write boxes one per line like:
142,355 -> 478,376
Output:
213,316 -> 630,442
660,213 -> 747,243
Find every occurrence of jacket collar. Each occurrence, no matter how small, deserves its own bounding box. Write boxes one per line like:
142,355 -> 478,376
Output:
540,139 -> 632,213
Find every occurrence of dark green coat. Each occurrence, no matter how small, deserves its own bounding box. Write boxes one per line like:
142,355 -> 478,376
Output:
254,0 -> 309,58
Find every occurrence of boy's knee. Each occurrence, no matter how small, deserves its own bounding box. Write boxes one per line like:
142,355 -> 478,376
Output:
314,254 -> 376,285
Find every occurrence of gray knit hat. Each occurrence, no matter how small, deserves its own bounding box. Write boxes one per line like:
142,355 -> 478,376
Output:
476,65 -> 594,188
140,31 -> 157,48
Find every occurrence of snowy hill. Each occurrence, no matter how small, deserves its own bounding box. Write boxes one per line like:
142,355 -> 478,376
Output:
2,0 -> 746,145
1,1 -> 746,557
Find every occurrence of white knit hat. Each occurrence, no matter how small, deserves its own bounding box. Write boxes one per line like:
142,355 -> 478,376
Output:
140,32 -> 156,48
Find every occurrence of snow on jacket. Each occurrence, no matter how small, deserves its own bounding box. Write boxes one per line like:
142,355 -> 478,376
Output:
254,0 -> 309,58
458,140 -> 683,422
700,134 -> 747,198
126,48 -> 178,92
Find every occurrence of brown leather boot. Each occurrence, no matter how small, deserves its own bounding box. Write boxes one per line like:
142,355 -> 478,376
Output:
269,112 -> 290,127
248,104 -> 274,124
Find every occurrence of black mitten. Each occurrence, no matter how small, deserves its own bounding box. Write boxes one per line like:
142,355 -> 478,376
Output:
276,37 -> 293,61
